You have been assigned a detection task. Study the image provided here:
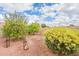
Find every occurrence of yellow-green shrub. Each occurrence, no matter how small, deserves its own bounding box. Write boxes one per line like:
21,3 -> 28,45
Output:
2,12 -> 27,40
44,27 -> 79,55
27,23 -> 40,34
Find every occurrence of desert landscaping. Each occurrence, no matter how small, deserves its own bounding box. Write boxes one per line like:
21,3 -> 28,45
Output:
0,3 -> 79,56
0,28 -> 55,56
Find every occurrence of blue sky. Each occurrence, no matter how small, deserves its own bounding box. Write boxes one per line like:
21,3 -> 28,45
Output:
0,3 -> 79,27
0,3 -> 59,18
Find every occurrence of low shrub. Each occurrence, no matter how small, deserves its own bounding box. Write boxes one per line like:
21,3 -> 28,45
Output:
27,23 -> 40,34
44,27 -> 79,55
2,12 -> 27,40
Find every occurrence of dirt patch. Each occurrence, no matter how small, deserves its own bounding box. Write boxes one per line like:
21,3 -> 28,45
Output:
0,31 -> 55,56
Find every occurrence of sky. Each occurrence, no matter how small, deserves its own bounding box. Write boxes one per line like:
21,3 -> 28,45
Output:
0,3 -> 79,27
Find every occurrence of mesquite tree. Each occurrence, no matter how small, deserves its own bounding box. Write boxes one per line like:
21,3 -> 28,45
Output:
2,12 -> 27,48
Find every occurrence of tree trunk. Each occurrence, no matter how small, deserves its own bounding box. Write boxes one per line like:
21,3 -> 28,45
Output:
23,39 -> 29,50
5,38 -> 10,48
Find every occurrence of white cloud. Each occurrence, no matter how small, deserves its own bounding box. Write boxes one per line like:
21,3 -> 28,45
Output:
0,3 -> 33,12
0,14 -> 4,19
50,13 -> 70,26
61,3 -> 79,16
26,15 -> 41,24
46,3 -> 79,27
37,3 -> 66,27
0,3 -> 79,27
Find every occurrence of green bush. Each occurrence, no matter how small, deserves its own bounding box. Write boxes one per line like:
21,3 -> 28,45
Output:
44,27 -> 79,55
27,23 -> 40,34
2,12 -> 27,40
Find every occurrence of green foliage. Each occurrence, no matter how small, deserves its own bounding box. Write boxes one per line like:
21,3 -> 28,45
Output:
44,27 -> 79,55
27,23 -> 40,34
2,12 -> 27,40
